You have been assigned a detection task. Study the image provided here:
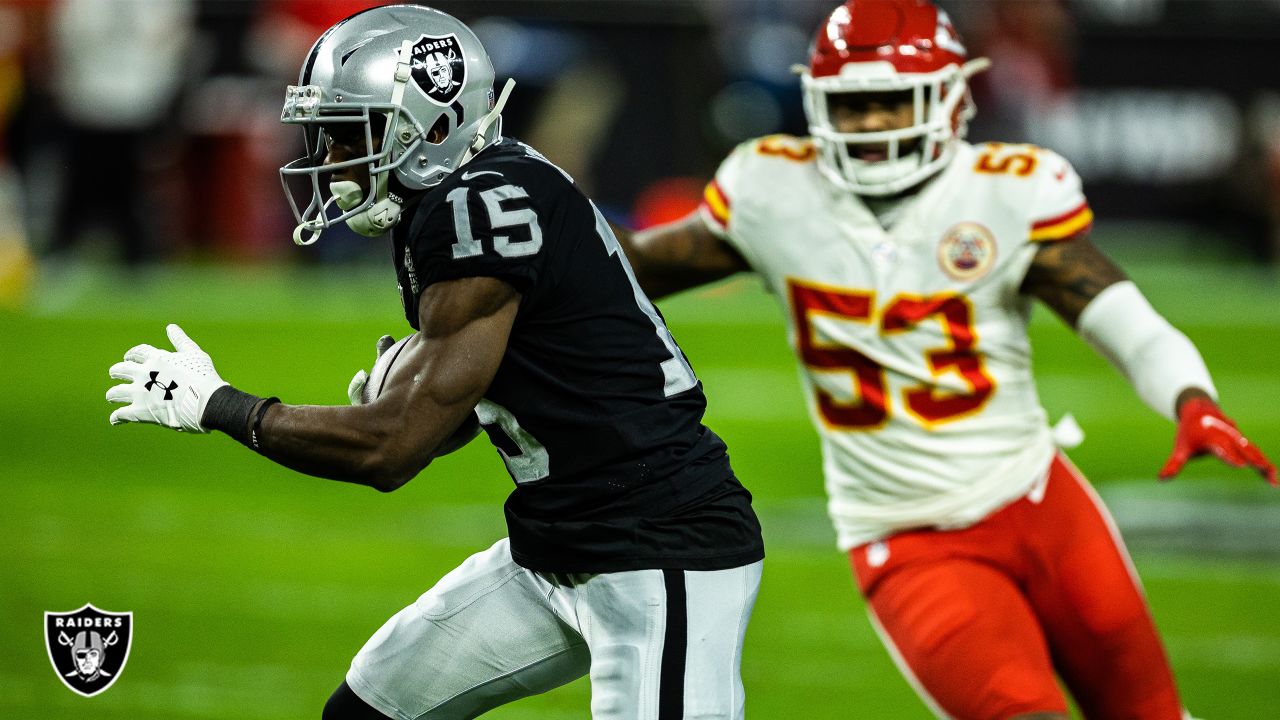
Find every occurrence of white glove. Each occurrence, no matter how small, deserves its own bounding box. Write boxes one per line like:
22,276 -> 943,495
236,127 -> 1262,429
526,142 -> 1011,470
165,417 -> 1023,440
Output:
348,335 -> 397,405
106,324 -> 229,432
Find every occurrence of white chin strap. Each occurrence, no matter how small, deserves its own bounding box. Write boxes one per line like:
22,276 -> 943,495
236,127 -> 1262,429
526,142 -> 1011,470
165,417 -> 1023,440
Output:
292,197 -> 338,246
461,78 -> 516,166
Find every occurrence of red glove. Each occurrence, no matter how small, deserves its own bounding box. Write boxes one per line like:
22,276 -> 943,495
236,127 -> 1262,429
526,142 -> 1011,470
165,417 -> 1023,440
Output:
1159,397 -> 1277,486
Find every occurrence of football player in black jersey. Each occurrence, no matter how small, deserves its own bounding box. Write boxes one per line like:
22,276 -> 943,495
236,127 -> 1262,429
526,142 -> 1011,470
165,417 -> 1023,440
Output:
105,6 -> 764,720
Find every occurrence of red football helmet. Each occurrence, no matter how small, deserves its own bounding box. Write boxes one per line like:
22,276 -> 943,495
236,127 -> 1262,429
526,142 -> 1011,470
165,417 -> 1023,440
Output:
799,0 -> 989,195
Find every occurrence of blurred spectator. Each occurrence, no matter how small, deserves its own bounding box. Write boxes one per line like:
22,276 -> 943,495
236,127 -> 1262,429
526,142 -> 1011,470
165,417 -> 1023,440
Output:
631,177 -> 705,230
38,0 -> 195,265
4,0 -> 1271,268
447,2 -> 723,220
176,0 -> 377,262
700,0 -> 829,148
471,19 -> 621,195
1269,146 -> 1280,261
961,0 -> 1076,144
1256,96 -> 1280,262
0,1 -> 34,308
250,0 -> 386,79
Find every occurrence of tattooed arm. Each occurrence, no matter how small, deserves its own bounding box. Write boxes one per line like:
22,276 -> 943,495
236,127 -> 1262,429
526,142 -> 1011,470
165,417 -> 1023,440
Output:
1020,234 -> 1212,410
612,214 -> 750,300
1022,233 -> 1276,483
1018,235 -> 1211,408
1019,233 -> 1127,328
1021,234 -> 1216,415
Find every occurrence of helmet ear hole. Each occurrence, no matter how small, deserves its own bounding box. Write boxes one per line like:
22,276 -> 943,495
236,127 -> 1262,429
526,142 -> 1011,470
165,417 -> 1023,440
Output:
425,113 -> 450,145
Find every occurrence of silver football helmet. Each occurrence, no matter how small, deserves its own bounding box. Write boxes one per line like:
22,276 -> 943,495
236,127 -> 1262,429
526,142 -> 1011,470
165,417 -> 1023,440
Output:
280,4 -> 514,244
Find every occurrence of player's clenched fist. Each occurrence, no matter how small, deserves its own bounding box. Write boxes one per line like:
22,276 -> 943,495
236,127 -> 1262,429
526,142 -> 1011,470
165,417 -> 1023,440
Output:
1160,396 -> 1277,486
105,324 -> 229,432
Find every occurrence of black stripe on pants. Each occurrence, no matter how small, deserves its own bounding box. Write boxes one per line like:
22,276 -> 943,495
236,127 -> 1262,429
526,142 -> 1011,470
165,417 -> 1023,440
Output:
659,569 -> 687,720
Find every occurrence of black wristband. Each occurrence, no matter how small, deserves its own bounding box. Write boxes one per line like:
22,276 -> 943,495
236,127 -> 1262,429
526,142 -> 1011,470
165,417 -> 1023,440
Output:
250,397 -> 281,452
202,386 -> 263,446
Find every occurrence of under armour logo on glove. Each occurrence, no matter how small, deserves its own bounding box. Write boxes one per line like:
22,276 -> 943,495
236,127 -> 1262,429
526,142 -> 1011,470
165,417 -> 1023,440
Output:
144,372 -> 179,401
106,324 -> 229,433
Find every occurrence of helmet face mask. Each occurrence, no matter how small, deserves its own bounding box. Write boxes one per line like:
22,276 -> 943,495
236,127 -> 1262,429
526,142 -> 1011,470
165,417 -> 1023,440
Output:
280,103 -> 409,241
803,61 -> 973,195
799,0 -> 986,196
278,5 -> 505,244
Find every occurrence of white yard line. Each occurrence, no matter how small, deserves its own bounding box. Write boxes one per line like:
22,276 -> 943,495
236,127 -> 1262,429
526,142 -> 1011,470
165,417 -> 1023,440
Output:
750,487 -> 1280,562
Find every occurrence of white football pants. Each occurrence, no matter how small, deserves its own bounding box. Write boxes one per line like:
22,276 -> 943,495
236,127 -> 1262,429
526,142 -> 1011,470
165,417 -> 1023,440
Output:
346,537 -> 763,720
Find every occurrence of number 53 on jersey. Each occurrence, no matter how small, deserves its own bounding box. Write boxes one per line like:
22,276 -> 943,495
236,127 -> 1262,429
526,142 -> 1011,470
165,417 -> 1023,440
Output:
788,278 -> 996,430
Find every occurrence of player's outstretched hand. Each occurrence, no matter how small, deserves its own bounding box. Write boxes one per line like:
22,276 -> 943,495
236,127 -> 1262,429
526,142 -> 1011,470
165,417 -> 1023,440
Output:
1159,397 -> 1277,486
106,324 -> 229,432
348,334 -> 397,405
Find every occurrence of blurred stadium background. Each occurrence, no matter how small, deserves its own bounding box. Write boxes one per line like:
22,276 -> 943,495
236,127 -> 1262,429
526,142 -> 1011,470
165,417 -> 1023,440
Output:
1,0 -> 1278,718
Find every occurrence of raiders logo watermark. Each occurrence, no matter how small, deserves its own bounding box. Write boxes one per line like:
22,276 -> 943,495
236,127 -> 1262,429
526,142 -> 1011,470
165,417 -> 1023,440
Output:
410,33 -> 466,106
937,222 -> 997,281
45,604 -> 133,697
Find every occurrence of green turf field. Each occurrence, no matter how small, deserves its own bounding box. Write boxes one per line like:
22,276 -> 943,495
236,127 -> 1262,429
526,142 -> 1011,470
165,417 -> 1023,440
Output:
3,245 -> 1278,719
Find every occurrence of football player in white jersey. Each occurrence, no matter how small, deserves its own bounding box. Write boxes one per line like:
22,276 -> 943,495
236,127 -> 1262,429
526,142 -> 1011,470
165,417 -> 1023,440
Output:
616,1 -> 1276,718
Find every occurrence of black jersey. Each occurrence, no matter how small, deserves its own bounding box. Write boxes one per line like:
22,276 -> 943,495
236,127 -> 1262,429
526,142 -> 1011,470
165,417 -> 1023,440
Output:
391,138 -> 763,573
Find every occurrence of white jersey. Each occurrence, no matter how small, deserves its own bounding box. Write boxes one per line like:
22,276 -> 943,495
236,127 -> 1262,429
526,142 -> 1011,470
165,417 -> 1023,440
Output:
700,137 -> 1094,548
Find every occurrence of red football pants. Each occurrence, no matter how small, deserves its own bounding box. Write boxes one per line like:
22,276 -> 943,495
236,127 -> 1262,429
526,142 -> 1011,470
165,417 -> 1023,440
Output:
849,454 -> 1183,720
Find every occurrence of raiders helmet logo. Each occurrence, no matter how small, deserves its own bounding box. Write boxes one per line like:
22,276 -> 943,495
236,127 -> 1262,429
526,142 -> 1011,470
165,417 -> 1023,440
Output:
45,604 -> 133,697
937,222 -> 997,281
410,33 -> 466,106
